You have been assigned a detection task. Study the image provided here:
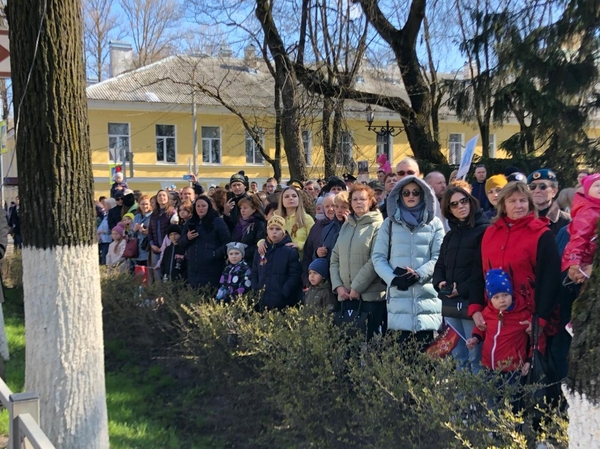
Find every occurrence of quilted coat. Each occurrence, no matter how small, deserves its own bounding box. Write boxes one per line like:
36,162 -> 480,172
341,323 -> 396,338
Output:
372,176 -> 445,332
330,210 -> 385,302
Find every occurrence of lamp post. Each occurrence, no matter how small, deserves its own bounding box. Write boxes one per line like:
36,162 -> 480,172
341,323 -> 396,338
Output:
365,105 -> 403,137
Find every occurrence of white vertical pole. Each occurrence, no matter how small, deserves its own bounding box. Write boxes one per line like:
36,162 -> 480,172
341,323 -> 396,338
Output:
192,88 -> 198,176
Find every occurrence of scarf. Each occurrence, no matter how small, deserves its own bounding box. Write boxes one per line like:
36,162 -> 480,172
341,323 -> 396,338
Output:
398,197 -> 426,229
232,215 -> 255,241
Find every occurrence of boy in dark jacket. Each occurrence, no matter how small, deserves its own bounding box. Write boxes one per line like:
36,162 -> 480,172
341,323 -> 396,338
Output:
216,242 -> 252,303
160,224 -> 186,282
252,215 -> 302,310
304,258 -> 336,311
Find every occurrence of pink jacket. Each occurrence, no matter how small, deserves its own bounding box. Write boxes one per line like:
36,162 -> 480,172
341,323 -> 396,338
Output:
562,193 -> 600,272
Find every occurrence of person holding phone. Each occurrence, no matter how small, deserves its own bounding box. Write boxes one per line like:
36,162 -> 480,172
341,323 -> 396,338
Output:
179,196 -> 231,288
223,171 -> 250,232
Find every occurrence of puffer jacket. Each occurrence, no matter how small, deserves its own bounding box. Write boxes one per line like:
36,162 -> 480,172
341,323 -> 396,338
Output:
562,192 -> 600,271
330,211 -> 384,302
372,176 -> 445,332
433,209 -> 489,300
251,233 -> 302,309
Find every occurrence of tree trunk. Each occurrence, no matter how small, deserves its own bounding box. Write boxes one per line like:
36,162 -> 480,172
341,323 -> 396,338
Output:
566,221 -> 600,448
8,0 -> 109,447
321,97 -> 335,179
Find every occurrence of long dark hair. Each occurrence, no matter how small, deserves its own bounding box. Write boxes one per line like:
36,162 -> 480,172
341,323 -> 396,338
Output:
440,186 -> 480,228
191,195 -> 218,230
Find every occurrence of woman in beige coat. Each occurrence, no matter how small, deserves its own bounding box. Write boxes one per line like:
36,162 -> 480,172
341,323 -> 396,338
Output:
330,184 -> 385,339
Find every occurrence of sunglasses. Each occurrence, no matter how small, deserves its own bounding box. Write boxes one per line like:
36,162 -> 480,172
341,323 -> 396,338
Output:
449,197 -> 469,208
529,183 -> 549,191
401,189 -> 422,198
397,170 -> 416,177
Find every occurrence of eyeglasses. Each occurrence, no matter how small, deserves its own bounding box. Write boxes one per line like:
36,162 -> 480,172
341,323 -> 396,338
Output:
449,197 -> 469,208
401,189 -> 422,198
529,183 -> 549,191
397,170 -> 416,177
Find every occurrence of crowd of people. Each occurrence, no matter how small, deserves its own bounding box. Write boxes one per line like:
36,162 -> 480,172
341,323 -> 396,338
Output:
96,160 -> 600,388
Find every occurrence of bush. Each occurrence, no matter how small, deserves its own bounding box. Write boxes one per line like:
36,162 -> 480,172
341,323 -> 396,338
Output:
1,250 -> 22,289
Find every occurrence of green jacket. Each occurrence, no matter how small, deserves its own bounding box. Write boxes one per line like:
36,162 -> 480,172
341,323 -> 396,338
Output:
304,280 -> 337,310
330,211 -> 385,302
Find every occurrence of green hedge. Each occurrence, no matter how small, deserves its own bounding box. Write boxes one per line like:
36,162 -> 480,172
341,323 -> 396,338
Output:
100,272 -> 568,449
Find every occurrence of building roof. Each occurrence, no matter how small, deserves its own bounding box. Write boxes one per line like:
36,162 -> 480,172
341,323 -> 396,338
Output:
85,54 -> 437,118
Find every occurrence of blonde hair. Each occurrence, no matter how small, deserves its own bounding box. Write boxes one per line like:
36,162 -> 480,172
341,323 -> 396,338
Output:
333,190 -> 350,207
450,179 -> 472,193
276,186 -> 309,232
494,181 -> 537,222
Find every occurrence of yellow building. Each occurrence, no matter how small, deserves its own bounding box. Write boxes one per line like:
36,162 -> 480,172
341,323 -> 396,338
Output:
87,51 -> 523,197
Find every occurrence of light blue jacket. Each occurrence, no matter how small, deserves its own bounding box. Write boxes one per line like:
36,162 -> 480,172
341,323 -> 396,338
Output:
372,176 -> 445,332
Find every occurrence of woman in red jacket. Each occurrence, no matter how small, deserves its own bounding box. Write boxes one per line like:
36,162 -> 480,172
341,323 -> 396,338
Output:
469,182 -> 561,341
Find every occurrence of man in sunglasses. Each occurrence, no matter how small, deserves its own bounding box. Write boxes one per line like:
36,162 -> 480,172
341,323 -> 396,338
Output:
527,168 -> 570,235
395,157 -> 421,179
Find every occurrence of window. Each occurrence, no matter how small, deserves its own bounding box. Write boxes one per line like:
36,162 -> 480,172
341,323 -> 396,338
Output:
336,131 -> 353,166
302,130 -> 312,165
245,129 -> 264,164
108,123 -> 129,162
449,133 -> 463,165
156,125 -> 176,163
202,126 -> 221,164
488,134 -> 496,158
376,133 -> 392,161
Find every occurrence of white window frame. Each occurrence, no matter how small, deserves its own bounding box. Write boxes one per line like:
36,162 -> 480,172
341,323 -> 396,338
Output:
202,126 -> 222,165
245,129 -> 264,165
488,133 -> 496,158
155,124 -> 177,163
449,133 -> 464,165
108,122 -> 130,163
376,133 -> 393,162
302,129 -> 312,166
337,131 -> 354,166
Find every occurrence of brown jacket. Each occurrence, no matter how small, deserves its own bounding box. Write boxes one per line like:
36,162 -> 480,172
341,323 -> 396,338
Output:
304,280 -> 336,311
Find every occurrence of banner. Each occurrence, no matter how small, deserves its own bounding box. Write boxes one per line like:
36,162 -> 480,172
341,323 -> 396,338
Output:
455,135 -> 479,180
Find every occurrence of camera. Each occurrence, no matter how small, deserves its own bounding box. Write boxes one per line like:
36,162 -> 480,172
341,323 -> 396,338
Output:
439,283 -> 454,297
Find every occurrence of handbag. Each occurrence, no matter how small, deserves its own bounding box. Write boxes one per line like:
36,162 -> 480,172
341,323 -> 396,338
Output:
140,236 -> 150,252
122,236 -> 139,259
520,316 -> 562,418
441,297 -> 469,320
333,299 -> 370,339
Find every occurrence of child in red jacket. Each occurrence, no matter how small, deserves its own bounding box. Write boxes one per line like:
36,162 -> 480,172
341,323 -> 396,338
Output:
562,173 -> 600,283
466,269 -> 535,375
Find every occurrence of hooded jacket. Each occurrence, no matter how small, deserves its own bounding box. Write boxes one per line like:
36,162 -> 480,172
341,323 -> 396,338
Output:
372,176 -> 445,332
330,211 -> 385,302
433,209 -> 489,302
251,233 -> 302,309
301,217 -> 331,287
561,192 -> 600,271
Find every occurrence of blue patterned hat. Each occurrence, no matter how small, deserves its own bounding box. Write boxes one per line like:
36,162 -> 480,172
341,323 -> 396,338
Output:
485,269 -> 513,298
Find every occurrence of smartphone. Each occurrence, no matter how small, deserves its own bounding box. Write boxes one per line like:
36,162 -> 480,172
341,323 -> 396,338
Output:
227,191 -> 234,201
182,175 -> 193,181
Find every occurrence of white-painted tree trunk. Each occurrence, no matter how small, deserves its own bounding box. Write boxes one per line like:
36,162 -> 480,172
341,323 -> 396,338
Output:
22,245 -> 109,448
564,385 -> 600,448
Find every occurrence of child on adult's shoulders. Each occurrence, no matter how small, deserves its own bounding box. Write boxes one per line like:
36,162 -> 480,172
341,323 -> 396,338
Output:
304,258 -> 336,311
216,242 -> 252,303
466,269 -> 538,375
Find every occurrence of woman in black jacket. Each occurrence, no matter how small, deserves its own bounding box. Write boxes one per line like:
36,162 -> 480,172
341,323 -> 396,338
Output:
232,195 -> 266,265
433,186 -> 489,373
179,196 -> 231,288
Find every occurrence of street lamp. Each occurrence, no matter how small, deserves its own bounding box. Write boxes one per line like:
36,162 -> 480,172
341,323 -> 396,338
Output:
365,105 -> 403,137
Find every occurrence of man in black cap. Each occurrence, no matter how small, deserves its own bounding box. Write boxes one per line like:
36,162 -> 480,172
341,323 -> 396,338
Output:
527,168 -> 570,235
368,180 -> 386,208
223,171 -> 250,232
343,173 -> 357,189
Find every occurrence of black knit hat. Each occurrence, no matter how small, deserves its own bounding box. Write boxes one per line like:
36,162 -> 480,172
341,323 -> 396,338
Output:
229,170 -> 248,189
167,224 -> 182,236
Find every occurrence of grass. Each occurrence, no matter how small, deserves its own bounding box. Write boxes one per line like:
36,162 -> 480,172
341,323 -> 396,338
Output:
0,287 -> 196,449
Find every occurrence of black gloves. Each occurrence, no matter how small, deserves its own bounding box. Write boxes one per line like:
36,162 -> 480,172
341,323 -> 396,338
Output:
391,267 -> 418,290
